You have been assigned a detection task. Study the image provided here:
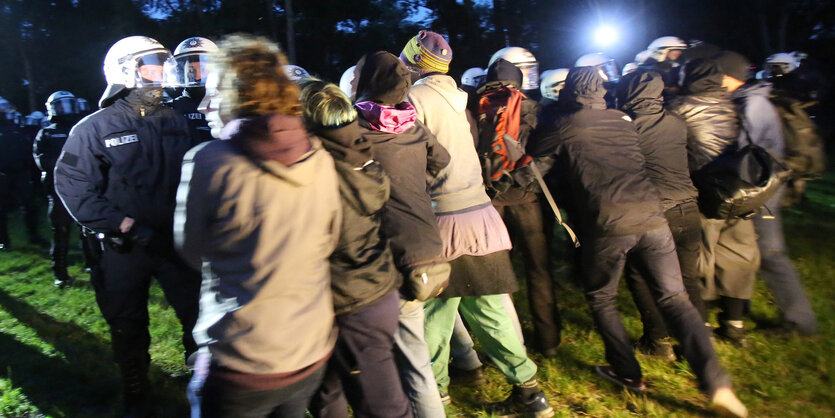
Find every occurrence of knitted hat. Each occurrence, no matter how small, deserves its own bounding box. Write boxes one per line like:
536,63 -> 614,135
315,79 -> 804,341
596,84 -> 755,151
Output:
399,30 -> 452,74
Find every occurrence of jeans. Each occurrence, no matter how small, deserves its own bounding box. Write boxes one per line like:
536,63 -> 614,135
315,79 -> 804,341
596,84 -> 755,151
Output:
310,291 -> 412,418
625,201 -> 707,341
195,363 -> 326,418
393,298 -> 446,418
584,227 -> 730,395
753,189 -> 817,333
424,294 -> 537,394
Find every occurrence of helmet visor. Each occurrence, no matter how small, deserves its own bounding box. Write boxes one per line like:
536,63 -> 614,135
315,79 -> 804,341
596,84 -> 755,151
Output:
51,97 -> 78,116
164,53 -> 211,87
597,60 -> 620,84
518,63 -> 539,90
135,52 -> 171,87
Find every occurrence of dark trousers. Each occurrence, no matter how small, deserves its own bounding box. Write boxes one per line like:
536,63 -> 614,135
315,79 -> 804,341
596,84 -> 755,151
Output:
310,291 -> 412,418
0,170 -> 40,245
625,201 -> 707,341
584,227 -> 730,394
495,201 -> 562,350
91,243 -> 201,366
201,364 -> 327,418
47,193 -> 74,277
753,189 -> 817,333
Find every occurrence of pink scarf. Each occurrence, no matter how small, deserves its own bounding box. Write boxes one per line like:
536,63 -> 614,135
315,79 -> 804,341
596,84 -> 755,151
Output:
355,101 -> 417,134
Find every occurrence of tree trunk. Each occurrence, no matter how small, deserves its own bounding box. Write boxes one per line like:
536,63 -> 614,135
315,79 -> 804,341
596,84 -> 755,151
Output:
755,0 -> 773,55
16,39 -> 36,113
265,0 -> 278,41
777,3 -> 790,52
492,0 -> 507,47
285,0 -> 296,64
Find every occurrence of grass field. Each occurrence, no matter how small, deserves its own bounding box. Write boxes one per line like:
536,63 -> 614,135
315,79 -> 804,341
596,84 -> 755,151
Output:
1,171 -> 834,417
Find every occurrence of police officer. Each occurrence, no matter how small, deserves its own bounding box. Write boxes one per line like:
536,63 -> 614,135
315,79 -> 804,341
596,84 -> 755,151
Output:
54,36 -> 200,416
0,97 -> 45,251
33,91 -> 82,287
164,36 -> 217,145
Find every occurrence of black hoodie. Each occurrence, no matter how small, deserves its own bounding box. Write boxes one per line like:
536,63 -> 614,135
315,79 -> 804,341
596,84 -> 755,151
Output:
667,58 -> 740,173
530,67 -> 666,237
617,70 -> 698,210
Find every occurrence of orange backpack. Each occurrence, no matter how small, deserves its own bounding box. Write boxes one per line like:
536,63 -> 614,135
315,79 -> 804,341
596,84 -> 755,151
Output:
476,85 -> 532,191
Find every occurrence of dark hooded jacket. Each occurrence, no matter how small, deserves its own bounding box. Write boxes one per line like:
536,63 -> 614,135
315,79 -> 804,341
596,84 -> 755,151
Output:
529,67 -> 666,237
311,119 -> 401,315
354,51 -> 451,270
33,119 -> 74,194
617,70 -> 698,210
667,59 -> 740,173
477,58 -> 540,206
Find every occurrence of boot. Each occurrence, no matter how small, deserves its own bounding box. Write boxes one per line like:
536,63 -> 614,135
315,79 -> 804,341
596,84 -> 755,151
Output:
51,226 -> 73,288
118,357 -> 154,418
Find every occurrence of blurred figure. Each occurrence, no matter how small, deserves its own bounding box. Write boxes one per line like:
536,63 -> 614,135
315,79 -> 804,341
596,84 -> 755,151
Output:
531,67 -> 747,418
300,80 -> 412,417
643,36 -> 688,92
401,31 -> 553,417
668,57 -> 760,347
176,34 -> 341,418
54,36 -> 201,416
538,68 -> 569,126
0,96 -> 44,251
33,90 -> 82,287
165,36 -> 218,145
718,51 -> 818,335
353,50 -> 452,418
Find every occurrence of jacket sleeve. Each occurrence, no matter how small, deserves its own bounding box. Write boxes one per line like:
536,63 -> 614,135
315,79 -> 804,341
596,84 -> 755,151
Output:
423,123 -> 451,177
174,142 -> 216,271
519,97 -> 539,149
53,123 -> 126,232
742,96 -> 784,155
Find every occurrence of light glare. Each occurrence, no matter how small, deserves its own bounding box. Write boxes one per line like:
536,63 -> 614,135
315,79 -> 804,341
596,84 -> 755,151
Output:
594,25 -> 618,47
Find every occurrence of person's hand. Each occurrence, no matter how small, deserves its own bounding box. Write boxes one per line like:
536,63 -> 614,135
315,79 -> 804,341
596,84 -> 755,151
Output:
120,217 -> 135,234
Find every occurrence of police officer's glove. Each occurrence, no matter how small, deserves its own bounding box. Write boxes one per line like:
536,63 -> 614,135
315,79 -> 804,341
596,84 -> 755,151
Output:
400,262 -> 451,302
125,224 -> 154,248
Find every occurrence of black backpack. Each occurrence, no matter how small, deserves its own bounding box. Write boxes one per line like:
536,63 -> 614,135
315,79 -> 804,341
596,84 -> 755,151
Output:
770,95 -> 826,178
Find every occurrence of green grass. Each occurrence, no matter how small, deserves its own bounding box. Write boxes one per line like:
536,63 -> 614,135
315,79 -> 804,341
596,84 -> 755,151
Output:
1,170 -> 834,417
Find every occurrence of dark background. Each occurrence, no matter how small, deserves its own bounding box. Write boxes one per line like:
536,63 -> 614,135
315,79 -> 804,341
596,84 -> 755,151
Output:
1,0 -> 833,113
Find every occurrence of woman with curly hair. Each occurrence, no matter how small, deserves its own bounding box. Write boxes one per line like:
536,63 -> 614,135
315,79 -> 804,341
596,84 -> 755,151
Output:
174,34 -> 342,418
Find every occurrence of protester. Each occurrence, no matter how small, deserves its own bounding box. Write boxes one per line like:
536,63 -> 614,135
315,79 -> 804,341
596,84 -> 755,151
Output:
668,57 -> 760,346
477,57 -> 562,356
353,50 -> 452,418
174,34 -> 341,417
299,79 -> 413,417
615,70 -> 706,359
718,51 -> 818,335
400,30 -> 554,417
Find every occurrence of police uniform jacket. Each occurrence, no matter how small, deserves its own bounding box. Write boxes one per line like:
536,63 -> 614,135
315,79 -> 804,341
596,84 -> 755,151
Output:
33,122 -> 72,193
54,96 -> 192,237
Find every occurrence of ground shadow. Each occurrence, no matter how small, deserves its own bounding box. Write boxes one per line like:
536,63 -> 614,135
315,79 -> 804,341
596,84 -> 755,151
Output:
0,288 -> 189,417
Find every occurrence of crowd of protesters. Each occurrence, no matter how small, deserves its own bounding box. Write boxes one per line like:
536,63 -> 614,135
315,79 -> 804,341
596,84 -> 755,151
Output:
0,27 -> 828,418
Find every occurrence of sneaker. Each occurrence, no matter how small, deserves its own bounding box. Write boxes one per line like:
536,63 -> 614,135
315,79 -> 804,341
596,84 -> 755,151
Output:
439,392 -> 451,405
710,387 -> 748,417
715,322 -> 748,347
486,386 -> 554,418
635,337 -> 676,361
53,275 -> 74,289
0,242 -> 10,252
449,365 -> 487,386
594,365 -> 647,393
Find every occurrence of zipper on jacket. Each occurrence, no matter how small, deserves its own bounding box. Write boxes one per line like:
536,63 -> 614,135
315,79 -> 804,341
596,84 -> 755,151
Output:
140,106 -> 146,117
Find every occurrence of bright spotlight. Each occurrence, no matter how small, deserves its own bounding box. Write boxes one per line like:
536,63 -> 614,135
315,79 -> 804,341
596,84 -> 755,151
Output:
594,25 -> 618,47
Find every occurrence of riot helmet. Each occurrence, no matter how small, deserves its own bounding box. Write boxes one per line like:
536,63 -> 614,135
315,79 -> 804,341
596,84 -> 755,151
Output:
765,52 -> 800,77
46,90 -> 79,120
489,47 -> 539,90
647,36 -> 687,63
575,52 -> 620,83
164,37 -> 218,88
539,68 -> 569,101
283,65 -> 310,83
461,67 -> 487,88
100,36 -> 172,107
